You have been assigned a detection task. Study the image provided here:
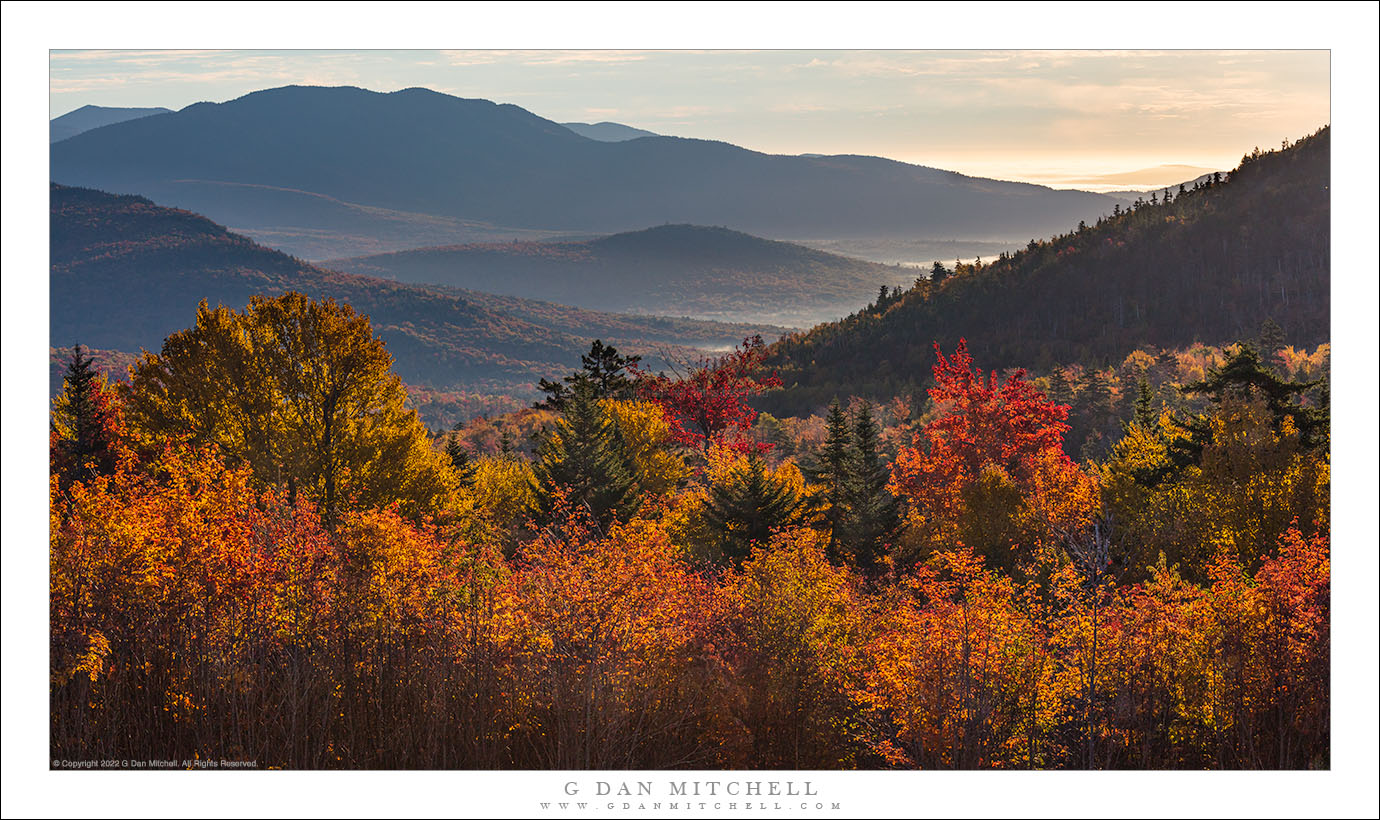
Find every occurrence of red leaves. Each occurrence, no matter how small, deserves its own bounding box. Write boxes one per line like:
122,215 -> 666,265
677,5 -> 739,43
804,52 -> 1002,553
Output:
921,339 -> 1071,484
634,335 -> 782,454
890,340 -> 1092,559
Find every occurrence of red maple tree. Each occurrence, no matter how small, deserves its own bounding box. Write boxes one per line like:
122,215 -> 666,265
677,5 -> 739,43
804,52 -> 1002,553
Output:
634,335 -> 782,454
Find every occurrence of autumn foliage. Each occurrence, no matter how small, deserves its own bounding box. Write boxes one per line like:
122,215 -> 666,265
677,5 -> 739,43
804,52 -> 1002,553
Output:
890,340 -> 1098,568
635,335 -> 782,454
49,304 -> 1329,769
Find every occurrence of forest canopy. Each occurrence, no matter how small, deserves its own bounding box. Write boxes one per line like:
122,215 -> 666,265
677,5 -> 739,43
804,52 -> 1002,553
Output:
50,284 -> 1330,769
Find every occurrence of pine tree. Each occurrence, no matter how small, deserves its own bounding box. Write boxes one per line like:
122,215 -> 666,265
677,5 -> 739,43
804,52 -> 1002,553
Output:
446,436 -> 475,485
1168,343 -> 1328,470
1258,318 -> 1286,363
1047,365 -> 1074,408
1130,377 -> 1157,430
536,339 -> 641,411
844,401 -> 902,572
51,344 -> 124,489
806,400 -> 853,561
876,284 -> 891,312
704,453 -> 807,565
1077,369 -> 1116,459
532,382 -> 641,527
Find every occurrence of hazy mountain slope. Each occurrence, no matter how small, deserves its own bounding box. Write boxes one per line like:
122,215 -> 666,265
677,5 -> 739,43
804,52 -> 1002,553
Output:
51,85 -> 1125,260
764,128 -> 1330,414
50,105 -> 172,143
325,224 -> 912,326
1102,171 -> 1220,200
562,121 -> 659,141
50,185 -> 783,394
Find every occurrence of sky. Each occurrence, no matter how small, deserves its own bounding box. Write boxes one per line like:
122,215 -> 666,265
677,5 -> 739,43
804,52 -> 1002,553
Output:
48,48 -> 1330,191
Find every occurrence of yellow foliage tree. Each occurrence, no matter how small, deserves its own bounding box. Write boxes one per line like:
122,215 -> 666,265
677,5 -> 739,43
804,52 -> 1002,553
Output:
601,398 -> 689,497
122,293 -> 458,520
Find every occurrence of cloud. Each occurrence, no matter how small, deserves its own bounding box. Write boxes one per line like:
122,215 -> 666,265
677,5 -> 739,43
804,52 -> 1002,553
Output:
439,50 -> 650,67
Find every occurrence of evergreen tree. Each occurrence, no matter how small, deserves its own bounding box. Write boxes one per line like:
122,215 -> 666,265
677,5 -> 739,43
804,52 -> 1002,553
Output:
51,344 -> 124,489
1047,365 -> 1074,408
844,401 -> 902,572
1258,318 -> 1286,363
704,453 -> 807,565
1130,377 -> 1157,430
1076,369 -> 1116,461
536,339 -> 641,411
806,400 -> 853,561
1168,343 -> 1328,470
929,260 -> 949,286
532,382 -> 641,527
875,284 -> 891,312
445,436 -> 475,485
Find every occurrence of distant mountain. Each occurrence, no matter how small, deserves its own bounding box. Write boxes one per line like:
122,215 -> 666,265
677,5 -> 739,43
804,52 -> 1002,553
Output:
1102,171 -> 1220,201
51,85 -> 1126,261
50,184 -> 785,402
561,121 -> 659,141
764,128 -> 1330,415
326,224 -> 912,326
50,105 -> 172,143
1061,163 -> 1218,191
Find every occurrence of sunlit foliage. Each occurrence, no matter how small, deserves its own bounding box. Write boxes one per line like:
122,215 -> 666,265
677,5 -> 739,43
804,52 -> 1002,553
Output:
122,293 -> 458,521
51,300 -> 1329,770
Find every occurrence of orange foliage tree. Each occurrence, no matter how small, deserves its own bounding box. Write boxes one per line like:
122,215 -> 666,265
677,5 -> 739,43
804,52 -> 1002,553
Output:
890,340 -> 1098,570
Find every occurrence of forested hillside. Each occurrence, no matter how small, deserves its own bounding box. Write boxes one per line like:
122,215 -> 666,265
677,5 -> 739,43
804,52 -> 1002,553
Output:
328,224 -> 908,325
50,184 -> 783,404
51,298 -> 1331,769
766,128 -> 1330,414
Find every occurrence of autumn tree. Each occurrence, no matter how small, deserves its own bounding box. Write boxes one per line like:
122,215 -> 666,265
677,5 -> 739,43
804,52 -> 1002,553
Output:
890,340 -> 1097,571
51,344 -> 128,490
636,335 -> 782,454
601,398 -> 690,498
1103,389 -> 1328,579
122,293 -> 456,521
727,529 -> 870,767
1169,343 -> 1328,470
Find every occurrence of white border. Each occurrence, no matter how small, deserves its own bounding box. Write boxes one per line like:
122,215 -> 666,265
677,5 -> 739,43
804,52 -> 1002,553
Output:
4,3 -> 1377,818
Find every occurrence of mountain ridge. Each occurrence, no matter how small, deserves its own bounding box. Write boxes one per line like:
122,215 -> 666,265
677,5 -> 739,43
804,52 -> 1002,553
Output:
325,223 -> 912,326
50,184 -> 786,410
50,104 -> 173,143
51,84 -> 1128,260
561,121 -> 660,141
